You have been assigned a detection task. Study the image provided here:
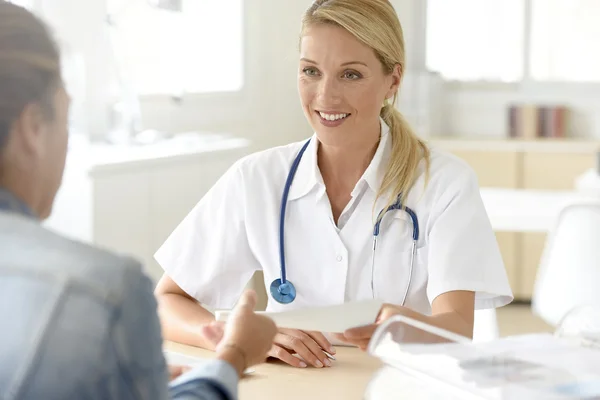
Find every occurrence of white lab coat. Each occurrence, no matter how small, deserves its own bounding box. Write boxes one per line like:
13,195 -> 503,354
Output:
155,119 -> 513,315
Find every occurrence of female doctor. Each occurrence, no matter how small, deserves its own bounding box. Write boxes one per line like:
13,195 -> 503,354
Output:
154,0 -> 513,369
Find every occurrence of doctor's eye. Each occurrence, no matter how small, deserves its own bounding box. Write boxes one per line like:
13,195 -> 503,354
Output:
342,70 -> 362,80
302,67 -> 319,77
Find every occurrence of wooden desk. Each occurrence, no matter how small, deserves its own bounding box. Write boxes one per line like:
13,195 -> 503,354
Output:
164,341 -> 383,399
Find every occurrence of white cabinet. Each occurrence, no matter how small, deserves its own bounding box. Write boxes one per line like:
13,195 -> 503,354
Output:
45,133 -> 251,281
431,137 -> 600,300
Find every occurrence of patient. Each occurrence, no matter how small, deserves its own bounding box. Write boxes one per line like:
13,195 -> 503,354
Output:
0,3 -> 275,399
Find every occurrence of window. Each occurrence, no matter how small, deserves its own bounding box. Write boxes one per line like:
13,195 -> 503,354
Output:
530,0 -> 600,82
107,0 -> 244,96
7,0 -> 35,9
427,0 -> 600,83
426,0 -> 525,82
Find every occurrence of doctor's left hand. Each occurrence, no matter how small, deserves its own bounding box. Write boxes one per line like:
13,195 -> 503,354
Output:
332,304 -> 401,351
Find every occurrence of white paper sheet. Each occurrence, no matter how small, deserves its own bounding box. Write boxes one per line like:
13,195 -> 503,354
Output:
163,350 -> 255,374
215,299 -> 384,333
163,350 -> 209,367
378,333 -> 600,399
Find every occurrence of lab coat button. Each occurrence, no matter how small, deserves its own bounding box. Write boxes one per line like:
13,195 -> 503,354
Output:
336,254 -> 343,262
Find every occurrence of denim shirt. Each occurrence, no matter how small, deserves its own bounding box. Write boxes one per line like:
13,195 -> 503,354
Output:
0,188 -> 238,400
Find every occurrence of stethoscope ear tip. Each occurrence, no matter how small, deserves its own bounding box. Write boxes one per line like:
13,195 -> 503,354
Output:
270,278 -> 296,304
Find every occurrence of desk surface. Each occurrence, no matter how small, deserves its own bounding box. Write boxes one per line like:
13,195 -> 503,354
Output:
480,188 -> 599,232
164,341 -> 383,399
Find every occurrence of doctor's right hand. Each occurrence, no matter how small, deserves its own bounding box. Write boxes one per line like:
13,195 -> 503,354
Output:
268,328 -> 335,368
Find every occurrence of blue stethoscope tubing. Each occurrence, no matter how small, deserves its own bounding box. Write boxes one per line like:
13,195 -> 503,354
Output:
269,139 -> 311,304
270,138 -> 419,305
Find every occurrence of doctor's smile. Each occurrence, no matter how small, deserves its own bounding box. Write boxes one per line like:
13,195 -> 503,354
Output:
315,111 -> 351,127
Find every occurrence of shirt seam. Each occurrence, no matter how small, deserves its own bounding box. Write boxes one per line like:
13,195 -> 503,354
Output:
5,276 -> 70,399
0,265 -> 127,308
109,294 -> 147,400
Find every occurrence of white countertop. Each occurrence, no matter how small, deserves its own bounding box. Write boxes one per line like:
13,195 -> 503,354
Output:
429,137 -> 600,154
66,131 -> 251,177
61,132 -> 600,233
480,188 -> 600,232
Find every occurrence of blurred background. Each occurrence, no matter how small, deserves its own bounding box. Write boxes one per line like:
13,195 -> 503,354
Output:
12,0 -> 600,341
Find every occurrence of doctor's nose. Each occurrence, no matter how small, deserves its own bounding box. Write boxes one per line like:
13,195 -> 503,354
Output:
316,76 -> 343,105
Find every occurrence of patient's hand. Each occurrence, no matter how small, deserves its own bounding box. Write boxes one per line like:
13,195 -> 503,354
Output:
203,322 -> 335,368
201,321 -> 225,350
268,328 -> 335,368
168,365 -> 191,381
210,290 -> 277,376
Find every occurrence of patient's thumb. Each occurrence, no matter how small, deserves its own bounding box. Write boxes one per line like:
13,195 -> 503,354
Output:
236,289 -> 257,311
201,323 -> 223,347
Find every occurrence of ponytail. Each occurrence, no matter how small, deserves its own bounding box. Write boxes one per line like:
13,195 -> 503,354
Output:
377,102 -> 430,216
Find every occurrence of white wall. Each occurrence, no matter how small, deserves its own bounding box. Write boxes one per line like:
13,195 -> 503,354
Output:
137,0 -> 431,150
41,0 -> 599,147
40,0 -> 111,138
38,0 -> 431,152
138,0 -> 313,151
39,0 -> 314,151
443,82 -> 600,138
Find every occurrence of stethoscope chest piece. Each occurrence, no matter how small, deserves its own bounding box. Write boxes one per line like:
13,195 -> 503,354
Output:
270,278 -> 296,304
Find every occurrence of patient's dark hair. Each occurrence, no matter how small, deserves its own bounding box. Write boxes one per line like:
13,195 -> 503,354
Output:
0,1 -> 60,152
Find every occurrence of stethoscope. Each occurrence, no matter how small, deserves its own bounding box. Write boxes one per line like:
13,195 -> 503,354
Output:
270,139 -> 420,305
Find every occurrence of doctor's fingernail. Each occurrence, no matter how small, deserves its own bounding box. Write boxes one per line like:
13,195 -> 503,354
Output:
299,361 -> 307,368
315,360 -> 323,368
324,358 -> 331,367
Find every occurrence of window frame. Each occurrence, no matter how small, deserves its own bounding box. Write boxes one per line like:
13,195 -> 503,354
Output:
106,0 -> 246,100
132,0 -> 261,136
426,0 -> 600,88
22,0 -> 260,140
6,0 -> 37,9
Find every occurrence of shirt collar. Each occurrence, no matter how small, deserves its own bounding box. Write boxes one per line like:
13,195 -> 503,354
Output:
0,187 -> 36,218
287,134 -> 322,201
287,117 -> 391,202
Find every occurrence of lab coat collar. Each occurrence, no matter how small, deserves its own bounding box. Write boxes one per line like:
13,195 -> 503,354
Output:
287,133 -> 322,201
287,117 -> 391,201
358,118 -> 391,195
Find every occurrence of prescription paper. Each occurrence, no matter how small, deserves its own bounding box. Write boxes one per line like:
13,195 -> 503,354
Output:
164,350 -> 255,374
163,350 -> 208,367
215,299 -> 384,333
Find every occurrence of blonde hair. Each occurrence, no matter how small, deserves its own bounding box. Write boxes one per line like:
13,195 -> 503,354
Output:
302,0 -> 430,214
0,2 -> 60,152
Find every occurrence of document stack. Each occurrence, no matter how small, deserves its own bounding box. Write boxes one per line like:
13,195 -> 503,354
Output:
364,306 -> 600,400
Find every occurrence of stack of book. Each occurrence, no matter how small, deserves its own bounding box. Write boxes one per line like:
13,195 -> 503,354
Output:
508,104 -> 568,139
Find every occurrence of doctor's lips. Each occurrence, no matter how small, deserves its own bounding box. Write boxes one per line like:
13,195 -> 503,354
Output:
315,110 -> 351,127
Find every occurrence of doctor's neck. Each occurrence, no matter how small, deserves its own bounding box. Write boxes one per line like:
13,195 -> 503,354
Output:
317,132 -> 379,192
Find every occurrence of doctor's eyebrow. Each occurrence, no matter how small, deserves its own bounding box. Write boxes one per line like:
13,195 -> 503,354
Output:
300,57 -> 369,68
